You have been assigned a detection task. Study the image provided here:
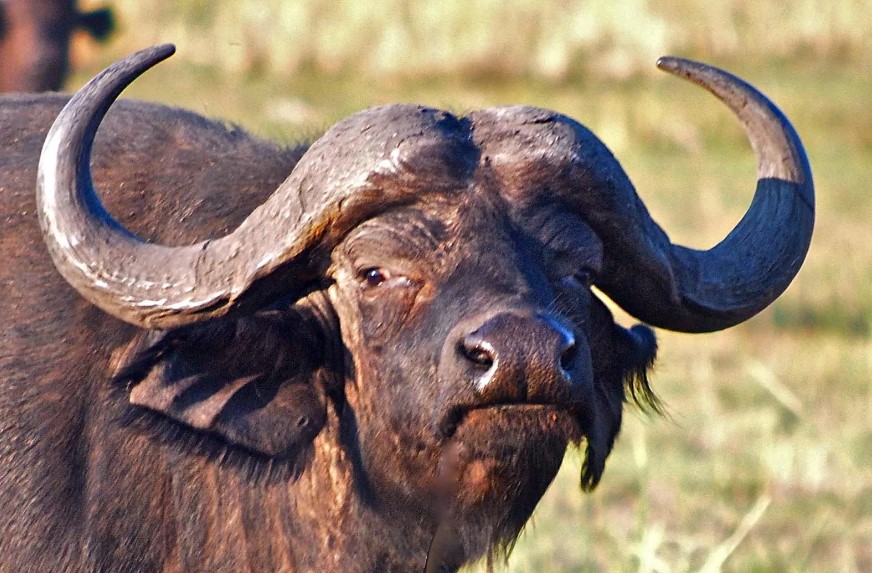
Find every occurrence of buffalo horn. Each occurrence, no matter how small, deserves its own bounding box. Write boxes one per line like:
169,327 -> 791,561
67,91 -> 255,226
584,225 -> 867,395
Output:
38,45 -> 435,329
592,57 -> 814,332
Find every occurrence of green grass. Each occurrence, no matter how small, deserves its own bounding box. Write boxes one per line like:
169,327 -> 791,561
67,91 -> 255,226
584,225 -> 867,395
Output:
68,3 -> 872,571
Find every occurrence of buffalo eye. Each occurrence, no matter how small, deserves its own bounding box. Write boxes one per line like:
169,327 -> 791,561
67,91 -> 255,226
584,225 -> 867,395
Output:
356,266 -> 416,290
562,269 -> 594,290
361,267 -> 390,288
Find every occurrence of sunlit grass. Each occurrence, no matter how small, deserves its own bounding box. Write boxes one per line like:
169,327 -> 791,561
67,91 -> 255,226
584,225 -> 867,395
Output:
80,0 -> 872,80
68,3 -> 872,571
483,325 -> 872,572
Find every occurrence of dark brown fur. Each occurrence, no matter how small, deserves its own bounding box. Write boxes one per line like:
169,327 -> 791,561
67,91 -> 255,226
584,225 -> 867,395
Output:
0,95 -> 656,572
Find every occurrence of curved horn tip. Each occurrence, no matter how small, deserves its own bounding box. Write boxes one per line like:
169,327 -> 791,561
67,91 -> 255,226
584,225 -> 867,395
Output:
654,53 -> 813,192
114,43 -> 177,77
135,43 -> 177,62
87,43 -> 177,94
144,43 -> 177,61
655,56 -> 708,78
657,56 -> 696,73
60,43 -> 176,117
655,55 -> 680,72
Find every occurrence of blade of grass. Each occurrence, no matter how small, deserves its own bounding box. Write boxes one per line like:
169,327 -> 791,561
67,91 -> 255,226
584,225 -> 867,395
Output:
699,495 -> 771,573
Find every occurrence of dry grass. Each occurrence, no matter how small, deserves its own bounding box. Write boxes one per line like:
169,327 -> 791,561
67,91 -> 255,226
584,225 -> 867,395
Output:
79,0 -> 872,80
67,3 -> 872,571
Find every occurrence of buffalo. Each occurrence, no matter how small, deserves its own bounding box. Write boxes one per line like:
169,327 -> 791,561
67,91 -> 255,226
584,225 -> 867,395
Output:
0,0 -> 113,93
0,45 -> 813,572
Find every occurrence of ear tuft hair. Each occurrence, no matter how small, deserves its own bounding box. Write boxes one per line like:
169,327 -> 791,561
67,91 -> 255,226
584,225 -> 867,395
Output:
622,324 -> 662,414
577,305 -> 662,492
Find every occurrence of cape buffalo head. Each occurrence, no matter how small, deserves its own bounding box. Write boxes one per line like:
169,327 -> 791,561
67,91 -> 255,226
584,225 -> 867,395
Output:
36,46 -> 813,566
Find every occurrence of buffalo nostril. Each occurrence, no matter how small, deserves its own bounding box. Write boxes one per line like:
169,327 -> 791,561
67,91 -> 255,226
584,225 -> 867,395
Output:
559,339 -> 578,372
550,321 -> 577,372
459,335 -> 496,369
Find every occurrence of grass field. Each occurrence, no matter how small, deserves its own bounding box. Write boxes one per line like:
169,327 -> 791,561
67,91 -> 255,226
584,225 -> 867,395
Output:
69,2 -> 871,571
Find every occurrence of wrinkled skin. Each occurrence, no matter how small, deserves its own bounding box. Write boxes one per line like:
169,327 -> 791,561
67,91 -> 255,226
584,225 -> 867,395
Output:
0,95 -> 655,572
328,195 -> 649,558
0,0 -> 113,93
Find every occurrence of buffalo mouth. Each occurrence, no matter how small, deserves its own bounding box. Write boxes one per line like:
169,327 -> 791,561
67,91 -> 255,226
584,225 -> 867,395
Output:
430,403 -> 580,554
435,402 -> 585,500
438,402 -> 585,444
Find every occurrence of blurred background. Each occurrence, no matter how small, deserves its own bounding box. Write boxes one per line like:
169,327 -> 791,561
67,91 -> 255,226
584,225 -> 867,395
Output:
58,0 -> 872,570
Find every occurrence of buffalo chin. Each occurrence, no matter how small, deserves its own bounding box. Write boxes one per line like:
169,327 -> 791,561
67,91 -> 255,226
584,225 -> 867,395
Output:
444,405 -> 578,562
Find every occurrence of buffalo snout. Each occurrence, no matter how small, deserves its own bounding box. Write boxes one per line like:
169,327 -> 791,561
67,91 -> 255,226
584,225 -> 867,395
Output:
445,311 -> 589,406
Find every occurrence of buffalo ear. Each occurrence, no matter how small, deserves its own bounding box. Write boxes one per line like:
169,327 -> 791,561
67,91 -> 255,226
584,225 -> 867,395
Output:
588,294 -> 659,411
113,307 -> 331,460
580,294 -> 659,490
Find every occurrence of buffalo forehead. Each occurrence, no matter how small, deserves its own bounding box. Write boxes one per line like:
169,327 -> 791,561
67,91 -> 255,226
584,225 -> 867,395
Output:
298,104 -> 479,192
293,104 -> 604,215
468,106 -> 605,204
